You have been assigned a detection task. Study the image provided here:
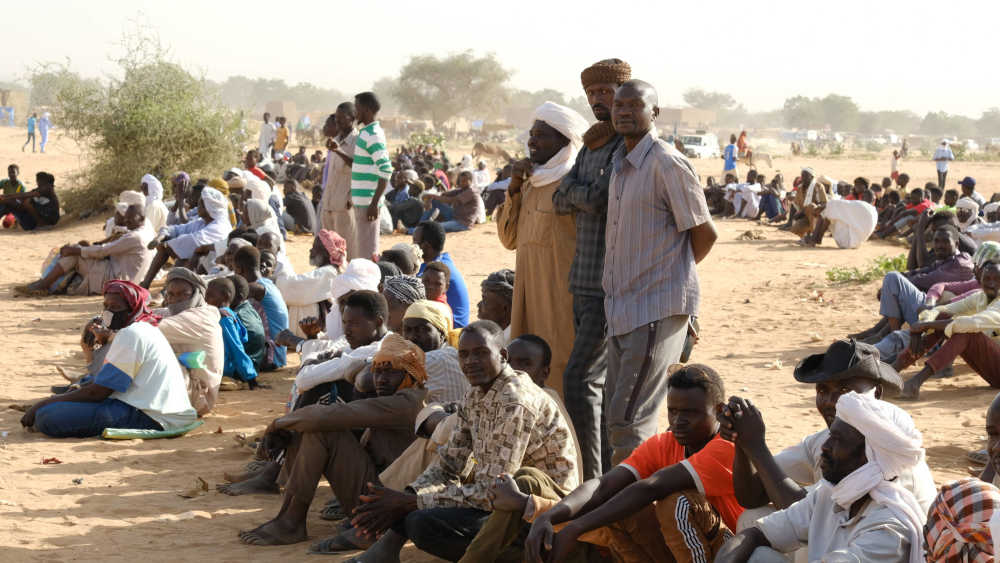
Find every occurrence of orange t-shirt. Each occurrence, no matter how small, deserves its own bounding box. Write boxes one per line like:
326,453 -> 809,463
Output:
620,432 -> 743,530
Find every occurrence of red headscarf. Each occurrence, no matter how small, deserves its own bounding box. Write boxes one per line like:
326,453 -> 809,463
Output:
102,280 -> 162,326
317,229 -> 347,268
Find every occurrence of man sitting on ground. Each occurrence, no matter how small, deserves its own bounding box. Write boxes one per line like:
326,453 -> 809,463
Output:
477,268 -> 515,343
23,204 -> 152,295
233,246 -> 289,369
420,261 -> 453,318
229,274 -> 267,372
381,275 -> 425,333
156,267 -> 224,415
141,187 -> 232,287
715,391 -> 926,563
238,334 -> 429,551
20,281 -> 196,437
523,364 -> 739,563
718,339 -> 936,532
414,221 -> 470,327
413,169 -> 484,233
346,321 -> 579,562
0,171 -> 60,231
275,230 -> 346,338
281,179 -> 317,234
802,188 -> 878,249
205,277 -> 258,387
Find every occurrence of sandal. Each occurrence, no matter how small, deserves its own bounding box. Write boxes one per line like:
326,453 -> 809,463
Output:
320,497 -> 347,521
968,449 -> 989,466
306,528 -> 372,555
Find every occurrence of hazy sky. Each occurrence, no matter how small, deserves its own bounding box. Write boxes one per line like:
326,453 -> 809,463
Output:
5,0 -> 999,117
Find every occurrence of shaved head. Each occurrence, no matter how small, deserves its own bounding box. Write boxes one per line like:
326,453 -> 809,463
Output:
618,79 -> 658,107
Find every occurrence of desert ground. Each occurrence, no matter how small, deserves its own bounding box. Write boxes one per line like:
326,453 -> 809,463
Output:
2,125 -> 1000,562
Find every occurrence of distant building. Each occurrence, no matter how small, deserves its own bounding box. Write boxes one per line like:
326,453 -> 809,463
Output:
656,107 -> 716,130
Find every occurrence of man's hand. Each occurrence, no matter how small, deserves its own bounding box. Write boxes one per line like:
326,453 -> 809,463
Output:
547,526 -> 582,563
274,329 -> 304,349
365,203 -> 379,222
724,397 -> 767,450
20,403 -> 40,428
508,158 -> 533,196
910,319 -> 950,334
525,516 -> 556,563
488,473 -> 529,513
89,323 -> 113,347
351,483 -> 418,539
59,244 -> 81,257
326,138 -> 339,151
299,316 -> 323,339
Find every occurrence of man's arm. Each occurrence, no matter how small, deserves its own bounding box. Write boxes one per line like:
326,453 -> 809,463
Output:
715,527 -> 772,563
366,177 -> 388,222
690,221 -> 718,263
275,390 -> 423,433
552,147 -> 612,215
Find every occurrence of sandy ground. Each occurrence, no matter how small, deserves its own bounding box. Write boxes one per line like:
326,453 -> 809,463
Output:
3,126 -> 1000,562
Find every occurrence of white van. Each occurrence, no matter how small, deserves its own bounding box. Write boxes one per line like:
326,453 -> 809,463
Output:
681,133 -> 721,159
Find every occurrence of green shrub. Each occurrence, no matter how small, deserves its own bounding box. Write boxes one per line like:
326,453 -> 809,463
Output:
30,31 -> 245,213
826,254 -> 908,284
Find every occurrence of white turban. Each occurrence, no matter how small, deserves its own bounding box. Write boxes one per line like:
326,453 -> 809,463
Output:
246,177 -> 271,201
200,187 -> 228,222
141,173 -> 163,205
526,101 -> 590,186
832,392 -> 926,563
984,202 -> 1000,216
956,197 -> 981,231
324,259 -> 382,340
117,190 -> 146,214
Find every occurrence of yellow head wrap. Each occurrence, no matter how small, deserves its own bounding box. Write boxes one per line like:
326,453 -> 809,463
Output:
404,300 -> 452,338
372,333 -> 427,389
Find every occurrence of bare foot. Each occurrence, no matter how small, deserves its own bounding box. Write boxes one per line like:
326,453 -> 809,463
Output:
238,517 -> 307,546
217,463 -> 280,495
343,530 -> 405,563
489,473 -> 528,513
222,460 -> 274,484
898,378 -> 921,401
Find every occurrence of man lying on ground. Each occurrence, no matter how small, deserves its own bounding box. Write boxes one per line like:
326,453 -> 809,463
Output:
718,339 -> 936,532
155,267 -> 224,415
237,334 -> 428,551
524,364 -> 740,563
715,391 -> 926,563
345,321 -> 579,563
899,260 -> 1000,399
20,281 -> 196,437
23,204 -> 152,296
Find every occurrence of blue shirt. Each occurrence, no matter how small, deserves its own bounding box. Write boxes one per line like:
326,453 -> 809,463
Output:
418,252 -> 470,327
258,278 -> 289,367
723,144 -> 737,171
219,308 -> 257,382
27,117 -> 36,133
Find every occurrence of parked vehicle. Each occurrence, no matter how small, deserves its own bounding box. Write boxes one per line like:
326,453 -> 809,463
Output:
681,133 -> 720,159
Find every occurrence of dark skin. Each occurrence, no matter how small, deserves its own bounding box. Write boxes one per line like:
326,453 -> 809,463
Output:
902,262 -> 1000,399
613,82 -> 717,263
0,175 -> 56,225
355,99 -> 388,222
348,329 -> 509,560
508,120 -> 569,197
141,198 -> 213,287
477,288 -> 511,330
421,269 -> 448,302
981,393 -> 1000,483
383,293 -> 409,333
585,82 -> 618,122
401,317 -> 444,354
718,377 -> 881,510
19,293 -> 130,428
324,107 -> 357,169
412,226 -> 440,262
716,419 -> 869,563
526,386 -> 722,563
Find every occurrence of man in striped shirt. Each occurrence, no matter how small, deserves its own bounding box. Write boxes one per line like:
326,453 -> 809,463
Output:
351,92 -> 393,261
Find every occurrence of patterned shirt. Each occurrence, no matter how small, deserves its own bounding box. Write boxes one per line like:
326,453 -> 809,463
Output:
424,346 -> 471,405
409,367 -> 579,511
350,121 -> 393,207
604,129 -> 711,337
553,134 -> 623,297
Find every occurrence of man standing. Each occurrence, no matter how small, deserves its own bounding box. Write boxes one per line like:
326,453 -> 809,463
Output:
604,80 -> 717,464
38,112 -> 52,154
258,112 -> 276,160
496,101 -> 589,398
933,139 -> 955,189
318,103 -> 361,252
552,59 -> 631,481
22,112 -> 37,153
722,133 -> 739,181
274,116 -> 290,155
351,92 -> 393,261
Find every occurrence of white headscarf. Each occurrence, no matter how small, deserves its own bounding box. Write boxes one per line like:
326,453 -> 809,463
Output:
246,177 -> 271,201
956,197 -> 981,231
984,202 -> 1000,216
526,101 -> 589,187
832,392 -> 926,563
200,187 -> 228,222
117,190 -> 146,214
801,167 -> 819,205
325,259 -> 381,340
141,174 -> 163,205
246,198 -> 281,237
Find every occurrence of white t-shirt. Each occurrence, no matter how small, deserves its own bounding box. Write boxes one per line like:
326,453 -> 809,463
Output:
821,199 -> 878,249
93,322 -> 197,429
933,146 -> 954,172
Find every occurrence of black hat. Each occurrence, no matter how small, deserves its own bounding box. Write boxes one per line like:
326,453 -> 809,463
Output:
793,339 -> 902,391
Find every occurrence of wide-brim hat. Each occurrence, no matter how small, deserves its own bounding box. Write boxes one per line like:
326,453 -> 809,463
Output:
793,338 -> 902,391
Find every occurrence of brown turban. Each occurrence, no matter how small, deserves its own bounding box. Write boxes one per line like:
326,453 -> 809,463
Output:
372,333 -> 427,389
580,59 -> 632,88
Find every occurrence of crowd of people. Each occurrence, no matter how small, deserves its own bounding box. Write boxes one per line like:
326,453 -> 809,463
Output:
9,57 -> 1000,563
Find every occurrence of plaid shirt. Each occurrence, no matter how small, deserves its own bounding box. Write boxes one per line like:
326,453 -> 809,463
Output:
409,367 -> 579,511
553,135 -> 623,297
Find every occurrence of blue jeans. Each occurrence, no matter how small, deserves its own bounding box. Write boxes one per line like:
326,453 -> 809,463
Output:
34,398 -> 162,438
874,329 -> 911,364
392,507 -> 491,561
759,193 -> 782,219
408,201 -> 469,233
879,271 -> 925,325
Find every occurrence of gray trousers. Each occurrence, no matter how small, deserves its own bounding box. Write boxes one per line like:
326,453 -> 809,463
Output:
607,315 -> 689,464
562,293 -> 609,481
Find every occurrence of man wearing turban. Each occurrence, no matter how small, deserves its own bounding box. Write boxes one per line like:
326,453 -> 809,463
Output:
274,230 -> 347,338
552,58 -> 630,481
496,101 -> 590,402
238,333 -> 428,552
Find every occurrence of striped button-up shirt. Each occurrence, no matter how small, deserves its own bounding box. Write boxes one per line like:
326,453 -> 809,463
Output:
350,121 -> 393,207
603,129 -> 711,337
553,134 -> 623,297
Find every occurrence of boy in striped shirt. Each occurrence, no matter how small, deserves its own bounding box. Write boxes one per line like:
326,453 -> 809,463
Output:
351,91 -> 393,261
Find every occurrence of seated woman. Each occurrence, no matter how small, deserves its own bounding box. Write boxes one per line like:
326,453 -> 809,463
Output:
23,204 -> 153,296
140,187 -> 232,288
19,280 -> 197,438
275,230 -> 347,338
